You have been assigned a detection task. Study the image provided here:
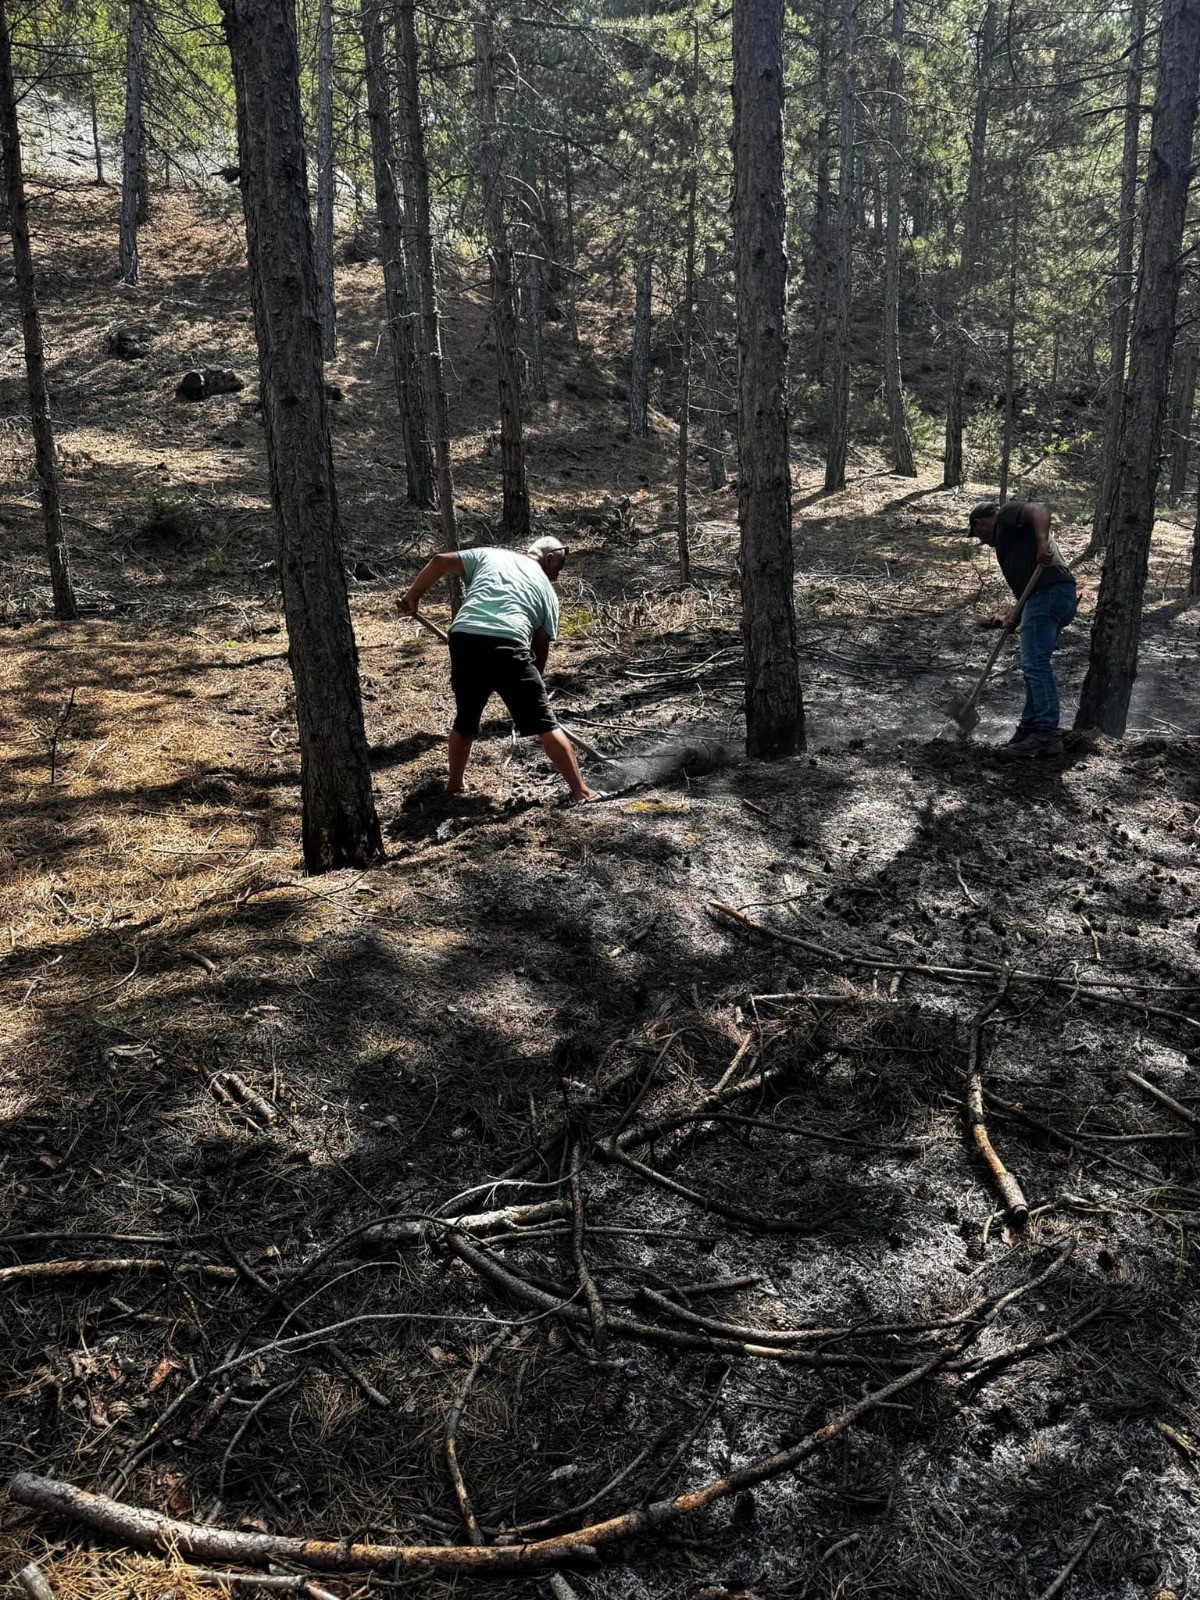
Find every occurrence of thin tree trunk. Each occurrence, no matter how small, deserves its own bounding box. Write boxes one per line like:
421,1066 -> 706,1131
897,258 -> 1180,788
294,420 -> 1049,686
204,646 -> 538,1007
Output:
223,0 -> 384,872
1167,332 -> 1197,500
1075,0 -> 1200,736
474,20 -> 530,543
315,0 -> 336,361
1190,481 -> 1200,597
733,0 -> 804,758
823,0 -> 857,493
1090,0 -> 1146,552
118,0 -> 143,283
562,131 -> 578,343
809,0 -> 833,382
522,252 -> 547,403
676,11 -> 700,585
0,0 -> 77,620
361,0 -> 434,505
628,251 -> 652,437
943,0 -> 996,488
998,204 -> 1019,502
89,67 -> 104,184
135,113 -> 149,223
394,0 -> 458,558
702,242 -> 726,489
882,0 -> 915,476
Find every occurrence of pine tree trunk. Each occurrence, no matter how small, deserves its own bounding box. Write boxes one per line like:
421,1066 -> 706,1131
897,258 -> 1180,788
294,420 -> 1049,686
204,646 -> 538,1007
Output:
702,242 -> 726,489
394,0 -> 458,557
1076,0 -> 1200,736
733,0 -> 804,759
676,12 -> 699,585
1090,0 -> 1146,552
628,252 -> 652,437
522,252 -> 547,403
998,204 -> 1019,502
474,20 -> 530,543
118,0 -> 143,283
823,0 -> 857,493
881,0 -> 915,476
808,0 -> 833,382
1190,484 -> 1200,597
135,113 -> 149,223
0,0 -> 77,620
1167,332 -> 1197,501
562,132 -> 578,343
942,0 -> 996,488
89,68 -> 104,184
315,0 -> 336,361
362,0 -> 434,506
222,0 -> 383,872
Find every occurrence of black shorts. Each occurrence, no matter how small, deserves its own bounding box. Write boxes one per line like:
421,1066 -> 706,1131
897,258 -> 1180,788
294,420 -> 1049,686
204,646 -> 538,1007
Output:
449,632 -> 558,739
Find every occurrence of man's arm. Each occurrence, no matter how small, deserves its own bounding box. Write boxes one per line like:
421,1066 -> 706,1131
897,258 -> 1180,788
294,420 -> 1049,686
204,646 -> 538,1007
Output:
398,552 -> 465,615
532,627 -> 551,674
1019,502 -> 1054,564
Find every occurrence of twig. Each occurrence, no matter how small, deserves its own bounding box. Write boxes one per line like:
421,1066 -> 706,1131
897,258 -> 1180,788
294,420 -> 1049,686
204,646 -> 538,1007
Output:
965,989 -> 1028,1225
217,1377 -> 299,1502
1036,1515 -> 1106,1600
1124,1070 -> 1200,1129
952,1308 -> 1102,1374
445,1332 -> 509,1545
602,1141 -> 820,1234
568,1140 -> 607,1353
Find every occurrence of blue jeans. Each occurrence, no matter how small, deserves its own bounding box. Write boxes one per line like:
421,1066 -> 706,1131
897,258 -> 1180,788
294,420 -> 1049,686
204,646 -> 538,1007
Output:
1017,584 -> 1077,734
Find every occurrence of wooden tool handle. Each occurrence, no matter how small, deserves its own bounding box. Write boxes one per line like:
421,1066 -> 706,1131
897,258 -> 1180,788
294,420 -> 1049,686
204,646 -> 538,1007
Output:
958,565 -> 1044,718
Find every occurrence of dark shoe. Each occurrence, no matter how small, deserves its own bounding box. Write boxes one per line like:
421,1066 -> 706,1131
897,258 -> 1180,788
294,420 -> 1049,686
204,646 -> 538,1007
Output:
997,731 -> 1063,760
1004,728 -> 1033,745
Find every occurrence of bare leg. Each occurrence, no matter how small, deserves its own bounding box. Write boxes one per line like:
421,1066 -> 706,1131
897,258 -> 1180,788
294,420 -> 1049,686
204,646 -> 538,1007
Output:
540,728 -> 600,801
447,730 -> 473,794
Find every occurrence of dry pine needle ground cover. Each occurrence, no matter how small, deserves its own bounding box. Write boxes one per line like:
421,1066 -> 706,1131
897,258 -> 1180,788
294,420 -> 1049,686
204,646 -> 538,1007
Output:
1,183 -> 1199,1600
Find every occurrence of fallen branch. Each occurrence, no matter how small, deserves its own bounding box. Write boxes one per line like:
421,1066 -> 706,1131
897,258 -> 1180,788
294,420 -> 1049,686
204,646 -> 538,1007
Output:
0,1258 -> 238,1289
1124,1070 -> 1200,1129
1036,1516 -> 1106,1600
445,1333 -> 509,1545
601,1141 -> 821,1234
7,1336 -> 968,1574
15,1563 -> 57,1600
568,1139 -> 608,1353
964,992 -> 1028,1225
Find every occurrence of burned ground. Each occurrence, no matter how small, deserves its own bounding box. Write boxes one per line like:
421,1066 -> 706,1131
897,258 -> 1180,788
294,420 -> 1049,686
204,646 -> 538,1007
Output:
2,183 -> 1199,1600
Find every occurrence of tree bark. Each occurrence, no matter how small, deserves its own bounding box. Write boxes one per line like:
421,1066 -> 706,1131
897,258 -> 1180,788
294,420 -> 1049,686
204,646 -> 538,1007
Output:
676,11 -> 700,584
0,0 -> 78,619
808,0 -> 833,383
522,252 -> 547,403
474,21 -> 530,542
702,242 -> 727,489
998,203 -> 1018,503
823,0 -> 857,493
315,0 -> 336,361
1190,482 -> 1200,598
1076,0 -> 1200,735
733,0 -> 804,758
89,66 -> 104,184
942,0 -> 996,488
562,131 -> 578,343
1090,0 -> 1146,552
394,0 -> 458,558
1167,329 -> 1197,501
222,0 -> 384,872
362,0 -> 434,506
118,0 -> 143,283
628,251 -> 652,437
881,0 -> 915,476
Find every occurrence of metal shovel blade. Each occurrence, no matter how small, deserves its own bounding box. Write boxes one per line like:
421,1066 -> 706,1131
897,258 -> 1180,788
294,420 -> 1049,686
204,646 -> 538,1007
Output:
945,692 -> 979,737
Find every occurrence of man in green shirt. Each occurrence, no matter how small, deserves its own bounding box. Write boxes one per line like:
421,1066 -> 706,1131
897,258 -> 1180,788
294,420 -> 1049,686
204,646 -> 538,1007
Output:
398,537 -> 602,802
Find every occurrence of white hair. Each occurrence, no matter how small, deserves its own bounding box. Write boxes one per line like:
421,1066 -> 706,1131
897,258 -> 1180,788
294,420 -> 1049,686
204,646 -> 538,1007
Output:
526,535 -> 567,560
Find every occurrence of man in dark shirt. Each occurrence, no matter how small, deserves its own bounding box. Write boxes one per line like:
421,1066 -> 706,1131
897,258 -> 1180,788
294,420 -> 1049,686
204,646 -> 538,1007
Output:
968,500 -> 1078,757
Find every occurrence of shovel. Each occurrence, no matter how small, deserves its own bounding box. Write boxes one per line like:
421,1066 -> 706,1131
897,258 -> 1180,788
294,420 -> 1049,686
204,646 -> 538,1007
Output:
945,565 -> 1043,739
404,607 -> 614,767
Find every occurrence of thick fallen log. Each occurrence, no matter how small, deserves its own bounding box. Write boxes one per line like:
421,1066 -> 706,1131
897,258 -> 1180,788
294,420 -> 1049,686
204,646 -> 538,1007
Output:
7,1339 -> 964,1574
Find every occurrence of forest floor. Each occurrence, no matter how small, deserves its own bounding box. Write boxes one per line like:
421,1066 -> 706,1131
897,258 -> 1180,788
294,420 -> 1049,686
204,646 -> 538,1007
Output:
2,183 -> 1200,1600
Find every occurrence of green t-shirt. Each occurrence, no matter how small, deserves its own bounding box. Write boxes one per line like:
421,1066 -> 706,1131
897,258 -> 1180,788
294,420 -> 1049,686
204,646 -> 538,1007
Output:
449,547 -> 560,645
